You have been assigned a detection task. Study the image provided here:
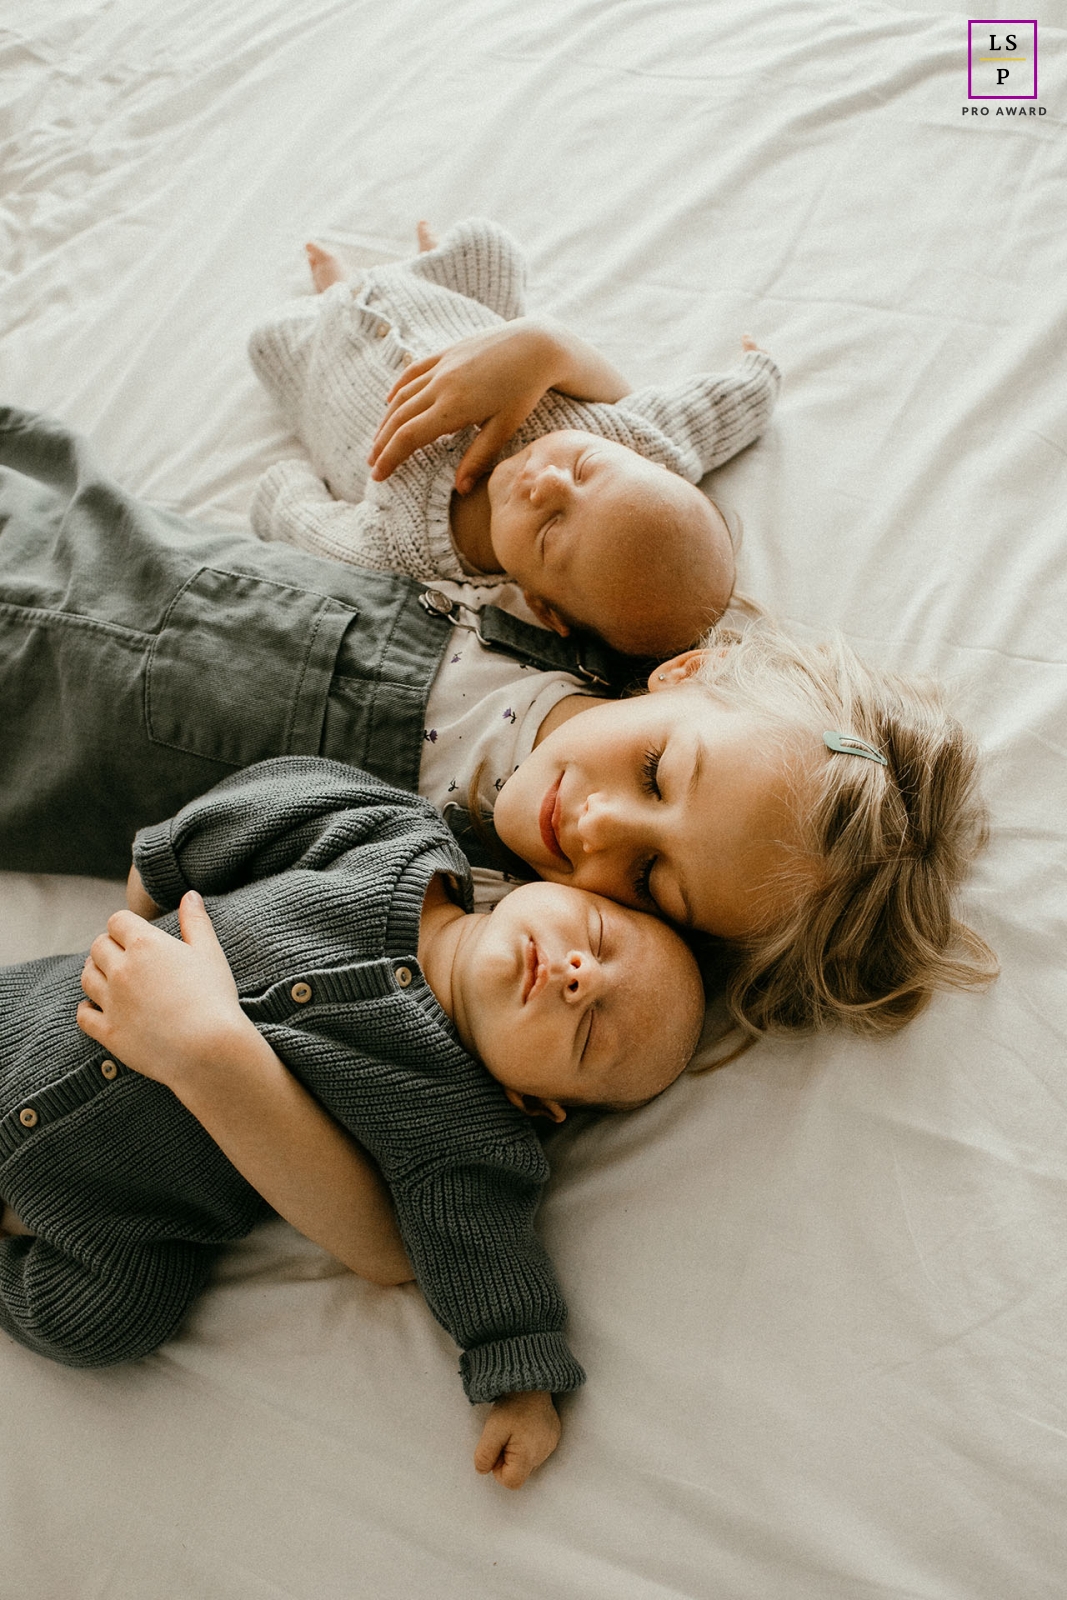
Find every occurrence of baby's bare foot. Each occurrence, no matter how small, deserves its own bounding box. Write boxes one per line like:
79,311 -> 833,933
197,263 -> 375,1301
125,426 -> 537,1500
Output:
416,220 -> 438,253
306,242 -> 344,293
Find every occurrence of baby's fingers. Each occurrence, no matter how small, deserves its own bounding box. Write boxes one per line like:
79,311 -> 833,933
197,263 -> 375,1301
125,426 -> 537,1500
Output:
368,391 -> 439,478
105,907 -> 154,949
369,381 -> 435,460
370,406 -> 456,482
87,929 -> 121,975
384,353 -> 438,407
454,423 -> 506,494
474,1403 -> 558,1490
493,1444 -> 535,1490
474,1419 -> 530,1490
489,1420 -> 558,1488
75,996 -> 107,1043
376,368 -> 434,431
79,953 -> 106,1005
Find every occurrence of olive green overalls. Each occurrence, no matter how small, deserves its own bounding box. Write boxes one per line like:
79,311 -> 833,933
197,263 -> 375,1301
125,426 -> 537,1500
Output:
0,408 -> 644,880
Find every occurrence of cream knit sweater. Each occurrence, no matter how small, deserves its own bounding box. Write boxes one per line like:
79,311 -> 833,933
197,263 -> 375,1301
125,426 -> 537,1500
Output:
247,219 -> 781,580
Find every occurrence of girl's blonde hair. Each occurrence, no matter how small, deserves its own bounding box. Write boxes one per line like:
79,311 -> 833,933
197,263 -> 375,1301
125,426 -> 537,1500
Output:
689,619 -> 997,1043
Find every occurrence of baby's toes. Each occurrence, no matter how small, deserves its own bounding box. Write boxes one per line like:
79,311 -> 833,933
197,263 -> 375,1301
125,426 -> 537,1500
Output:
306,242 -> 343,292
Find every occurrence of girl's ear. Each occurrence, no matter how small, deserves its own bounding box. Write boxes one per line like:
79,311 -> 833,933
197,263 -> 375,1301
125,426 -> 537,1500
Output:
522,590 -> 571,637
647,650 -> 708,691
504,1087 -> 568,1123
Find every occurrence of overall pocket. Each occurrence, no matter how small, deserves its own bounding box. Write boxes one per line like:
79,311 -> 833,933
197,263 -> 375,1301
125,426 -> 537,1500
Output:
146,566 -> 357,767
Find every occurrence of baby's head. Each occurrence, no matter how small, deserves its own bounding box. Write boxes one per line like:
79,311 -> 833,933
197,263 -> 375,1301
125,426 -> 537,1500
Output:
451,880 -> 705,1122
486,430 -> 734,658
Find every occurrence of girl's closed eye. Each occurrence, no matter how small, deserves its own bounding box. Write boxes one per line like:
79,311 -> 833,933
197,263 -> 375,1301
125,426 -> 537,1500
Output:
641,746 -> 663,799
633,857 -> 656,907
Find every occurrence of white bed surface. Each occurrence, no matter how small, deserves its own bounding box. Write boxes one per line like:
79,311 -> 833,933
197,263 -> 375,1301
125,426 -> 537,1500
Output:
1,2 -> 1065,1596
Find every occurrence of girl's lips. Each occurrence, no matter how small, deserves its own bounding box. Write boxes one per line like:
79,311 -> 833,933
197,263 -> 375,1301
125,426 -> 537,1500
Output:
538,773 -> 567,862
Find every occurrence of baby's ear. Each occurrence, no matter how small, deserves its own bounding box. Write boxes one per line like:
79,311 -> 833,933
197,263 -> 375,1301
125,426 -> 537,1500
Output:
505,1087 -> 568,1123
522,590 -> 571,637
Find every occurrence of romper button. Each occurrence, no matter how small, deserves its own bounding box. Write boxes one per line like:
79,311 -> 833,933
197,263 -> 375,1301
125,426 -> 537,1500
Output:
394,967 -> 412,988
18,1108 -> 38,1129
375,324 -> 388,339
101,1059 -> 118,1081
291,982 -> 313,1004
401,351 -> 413,366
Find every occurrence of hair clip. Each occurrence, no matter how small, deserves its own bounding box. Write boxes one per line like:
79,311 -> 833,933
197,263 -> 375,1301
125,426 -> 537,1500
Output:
823,731 -> 887,766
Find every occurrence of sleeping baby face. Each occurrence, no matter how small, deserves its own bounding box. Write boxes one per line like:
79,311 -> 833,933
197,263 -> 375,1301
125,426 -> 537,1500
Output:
452,881 -> 705,1120
486,430 -> 734,658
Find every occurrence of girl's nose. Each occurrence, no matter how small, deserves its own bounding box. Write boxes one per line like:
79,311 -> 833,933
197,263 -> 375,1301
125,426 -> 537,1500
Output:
576,790 -> 629,854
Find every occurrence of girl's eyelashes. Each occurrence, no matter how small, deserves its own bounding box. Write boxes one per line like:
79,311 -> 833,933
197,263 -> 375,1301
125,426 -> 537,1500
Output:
595,906 -> 604,957
640,745 -> 663,799
633,857 -> 656,907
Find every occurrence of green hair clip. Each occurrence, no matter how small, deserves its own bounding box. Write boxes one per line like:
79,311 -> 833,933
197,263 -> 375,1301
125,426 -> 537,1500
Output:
823,731 -> 887,766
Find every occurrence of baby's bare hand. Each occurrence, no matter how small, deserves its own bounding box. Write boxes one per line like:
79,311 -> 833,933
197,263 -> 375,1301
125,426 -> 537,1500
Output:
368,319 -> 560,494
473,1390 -> 561,1489
77,893 -> 245,1091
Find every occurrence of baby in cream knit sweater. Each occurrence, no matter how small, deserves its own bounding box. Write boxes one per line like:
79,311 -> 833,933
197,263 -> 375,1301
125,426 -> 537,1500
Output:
248,219 -> 781,657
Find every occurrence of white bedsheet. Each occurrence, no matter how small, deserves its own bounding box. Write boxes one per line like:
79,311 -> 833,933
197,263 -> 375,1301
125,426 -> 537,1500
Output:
1,2 -> 1065,1595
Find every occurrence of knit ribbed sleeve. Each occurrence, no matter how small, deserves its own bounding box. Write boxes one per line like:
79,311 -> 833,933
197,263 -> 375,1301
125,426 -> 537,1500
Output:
250,456 -> 425,572
620,348 -> 781,478
394,1149 -> 586,1403
463,1332 -> 582,1402
134,757 -> 450,910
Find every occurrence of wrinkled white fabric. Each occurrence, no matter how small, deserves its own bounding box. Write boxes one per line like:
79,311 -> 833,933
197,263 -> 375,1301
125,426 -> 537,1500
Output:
1,2 -> 1064,1597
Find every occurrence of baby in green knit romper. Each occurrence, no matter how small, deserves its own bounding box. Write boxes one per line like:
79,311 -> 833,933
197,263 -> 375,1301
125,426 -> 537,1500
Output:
0,758 -> 704,1492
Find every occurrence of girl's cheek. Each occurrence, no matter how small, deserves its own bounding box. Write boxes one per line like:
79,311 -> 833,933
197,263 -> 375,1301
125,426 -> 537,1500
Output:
493,784 -> 538,862
491,779 -> 517,838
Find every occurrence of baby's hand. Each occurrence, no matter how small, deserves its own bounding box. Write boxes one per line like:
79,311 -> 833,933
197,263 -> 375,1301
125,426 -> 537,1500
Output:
77,892 -> 248,1094
368,319 -> 562,494
473,1389 -> 561,1489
